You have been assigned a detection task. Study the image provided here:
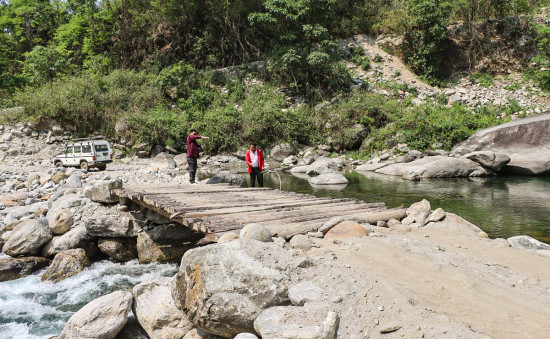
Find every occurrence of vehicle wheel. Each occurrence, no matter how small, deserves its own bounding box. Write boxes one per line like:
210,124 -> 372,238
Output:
54,161 -> 63,167
97,164 -> 106,171
80,161 -> 89,171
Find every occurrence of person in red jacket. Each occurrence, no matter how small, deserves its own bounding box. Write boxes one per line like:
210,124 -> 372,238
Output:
186,129 -> 208,184
245,143 -> 264,187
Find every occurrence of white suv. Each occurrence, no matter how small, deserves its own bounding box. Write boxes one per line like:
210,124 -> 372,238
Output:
54,136 -> 113,171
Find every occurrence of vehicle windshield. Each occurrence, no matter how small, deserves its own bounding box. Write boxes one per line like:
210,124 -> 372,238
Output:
95,144 -> 109,152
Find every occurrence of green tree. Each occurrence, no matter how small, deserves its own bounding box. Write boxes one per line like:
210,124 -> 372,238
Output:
249,0 -> 351,101
402,0 -> 452,84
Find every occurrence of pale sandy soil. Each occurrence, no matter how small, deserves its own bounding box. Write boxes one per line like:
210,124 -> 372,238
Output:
306,213 -> 550,338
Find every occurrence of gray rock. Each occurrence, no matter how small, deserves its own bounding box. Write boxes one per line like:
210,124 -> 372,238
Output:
376,156 -> 494,179
137,224 -> 198,264
218,232 -> 239,243
355,162 -> 389,171
132,277 -> 193,339
454,114 -> 550,175
289,281 -> 323,306
270,143 -> 294,162
172,239 -> 290,338
65,174 -> 82,188
306,157 -> 338,176
98,238 -> 137,262
282,155 -> 298,166
174,153 -> 188,168
289,234 -> 312,251
207,171 -> 246,187
86,216 -> 137,237
84,179 -> 123,203
254,306 -> 339,339
3,218 -> 52,256
239,223 -> 272,242
290,165 -> 309,173
464,151 -> 510,172
59,290 -> 132,339
318,217 -> 345,234
234,334 -> 259,339
425,208 -> 446,224
508,235 -> 550,250
48,208 -> 74,235
308,173 -> 348,185
402,200 -> 431,227
151,152 -> 177,170
41,248 -> 90,283
0,256 -> 51,282
41,225 -> 92,258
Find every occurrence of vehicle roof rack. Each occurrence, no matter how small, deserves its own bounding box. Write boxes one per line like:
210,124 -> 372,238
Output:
72,136 -> 106,142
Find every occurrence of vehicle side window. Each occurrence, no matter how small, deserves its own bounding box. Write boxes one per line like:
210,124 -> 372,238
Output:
95,144 -> 109,152
74,145 -> 82,153
65,147 -> 73,154
82,145 -> 91,153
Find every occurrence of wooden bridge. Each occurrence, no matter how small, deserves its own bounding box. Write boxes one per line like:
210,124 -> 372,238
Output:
116,184 -> 407,239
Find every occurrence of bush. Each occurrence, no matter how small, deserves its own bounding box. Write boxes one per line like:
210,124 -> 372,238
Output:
11,70 -> 164,136
469,72 -> 493,87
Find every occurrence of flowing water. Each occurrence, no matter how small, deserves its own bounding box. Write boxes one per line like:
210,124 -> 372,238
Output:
259,170 -> 550,244
0,258 -> 178,338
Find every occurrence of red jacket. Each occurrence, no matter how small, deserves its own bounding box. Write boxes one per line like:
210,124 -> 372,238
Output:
245,149 -> 264,173
186,134 -> 203,157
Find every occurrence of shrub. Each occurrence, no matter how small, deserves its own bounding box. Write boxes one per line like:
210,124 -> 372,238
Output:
469,72 -> 493,87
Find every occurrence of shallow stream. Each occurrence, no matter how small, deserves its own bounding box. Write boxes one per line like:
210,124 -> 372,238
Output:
258,170 -> 550,244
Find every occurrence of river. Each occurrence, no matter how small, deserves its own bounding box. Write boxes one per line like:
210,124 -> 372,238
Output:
259,170 -> 550,244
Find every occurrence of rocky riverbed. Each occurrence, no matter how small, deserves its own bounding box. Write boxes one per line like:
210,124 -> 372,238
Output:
1,123 -> 550,339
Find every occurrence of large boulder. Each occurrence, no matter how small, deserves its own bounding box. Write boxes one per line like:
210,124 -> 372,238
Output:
59,290 -> 133,339
151,152 -> 177,170
306,157 -> 339,176
308,173 -> 348,185
207,171 -> 246,187
3,218 -> 52,256
137,224 -> 198,264
324,220 -> 367,240
84,179 -> 123,203
453,114 -> 550,175
171,239 -> 291,338
98,237 -> 138,262
463,151 -> 510,172
254,306 -> 339,339
0,256 -> 51,282
41,225 -> 92,258
270,144 -> 293,162
401,199 -> 431,227
41,248 -> 90,283
375,156 -> 494,180
132,277 -> 193,339
48,208 -> 74,235
86,216 -> 138,237
507,235 -> 550,250
239,223 -> 272,242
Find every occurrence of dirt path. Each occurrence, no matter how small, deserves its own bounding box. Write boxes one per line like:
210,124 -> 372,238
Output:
309,214 -> 550,338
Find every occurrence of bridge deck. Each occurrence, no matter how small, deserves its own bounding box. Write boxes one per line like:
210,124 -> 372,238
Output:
116,184 -> 406,239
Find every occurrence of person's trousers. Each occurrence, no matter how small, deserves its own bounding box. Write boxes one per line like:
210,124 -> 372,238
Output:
250,167 -> 263,187
187,156 -> 198,183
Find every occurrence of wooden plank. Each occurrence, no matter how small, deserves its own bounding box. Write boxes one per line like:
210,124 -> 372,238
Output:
183,198 -> 357,218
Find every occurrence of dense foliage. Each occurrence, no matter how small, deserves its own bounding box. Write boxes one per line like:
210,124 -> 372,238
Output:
0,0 -> 548,155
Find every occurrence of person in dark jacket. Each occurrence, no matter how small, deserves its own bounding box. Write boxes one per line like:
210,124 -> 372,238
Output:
245,143 -> 265,187
186,129 -> 208,184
